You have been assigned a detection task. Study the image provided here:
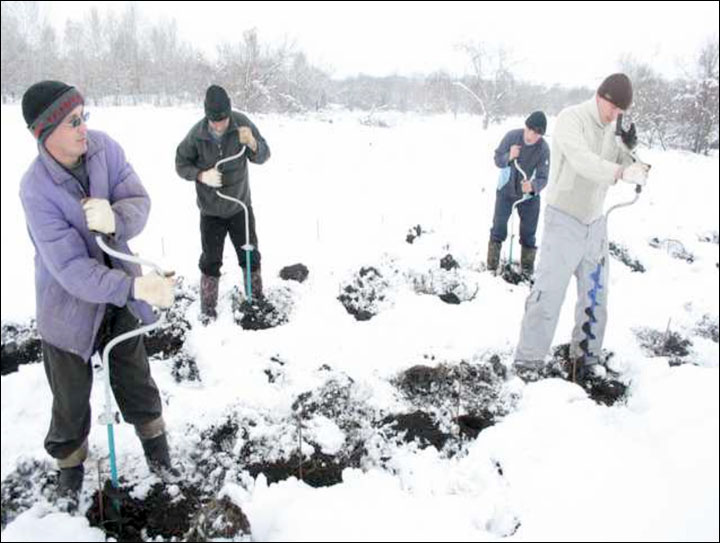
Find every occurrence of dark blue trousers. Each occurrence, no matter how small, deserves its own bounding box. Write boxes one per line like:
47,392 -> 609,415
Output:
489,191 -> 540,249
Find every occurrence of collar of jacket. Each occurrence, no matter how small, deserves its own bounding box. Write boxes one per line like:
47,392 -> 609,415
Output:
37,130 -> 102,186
583,97 -> 608,129
198,112 -> 240,142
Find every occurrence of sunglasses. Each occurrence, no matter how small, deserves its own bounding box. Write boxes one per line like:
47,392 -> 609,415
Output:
67,111 -> 90,128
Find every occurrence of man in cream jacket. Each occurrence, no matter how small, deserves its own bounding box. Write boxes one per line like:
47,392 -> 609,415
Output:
513,73 -> 650,382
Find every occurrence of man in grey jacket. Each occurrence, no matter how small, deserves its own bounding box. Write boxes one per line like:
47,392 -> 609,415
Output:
19,81 -> 176,504
513,73 -> 650,382
175,85 -> 271,320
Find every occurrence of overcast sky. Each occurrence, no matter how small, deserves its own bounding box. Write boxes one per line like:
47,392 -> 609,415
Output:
42,1 -> 719,87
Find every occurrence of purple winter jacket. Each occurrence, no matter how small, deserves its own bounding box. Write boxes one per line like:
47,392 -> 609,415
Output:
19,130 -> 156,362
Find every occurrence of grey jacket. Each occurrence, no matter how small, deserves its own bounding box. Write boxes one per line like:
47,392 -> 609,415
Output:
175,111 -> 270,218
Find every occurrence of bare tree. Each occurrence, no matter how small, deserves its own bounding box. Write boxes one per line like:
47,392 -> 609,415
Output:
457,41 -> 516,129
619,55 -> 673,149
671,36 -> 719,154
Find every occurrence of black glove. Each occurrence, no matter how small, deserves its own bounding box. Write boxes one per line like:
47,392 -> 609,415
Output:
620,122 -> 638,150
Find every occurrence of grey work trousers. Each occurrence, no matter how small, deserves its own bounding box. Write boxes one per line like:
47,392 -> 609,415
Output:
514,206 -> 609,367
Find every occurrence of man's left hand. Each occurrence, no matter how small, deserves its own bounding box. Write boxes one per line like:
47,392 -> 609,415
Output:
83,198 -> 115,234
521,181 -> 533,194
238,127 -> 257,152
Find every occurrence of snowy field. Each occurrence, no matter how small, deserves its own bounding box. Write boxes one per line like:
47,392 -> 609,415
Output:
1,104 -> 718,541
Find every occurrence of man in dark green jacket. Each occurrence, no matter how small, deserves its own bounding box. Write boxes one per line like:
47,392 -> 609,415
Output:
176,85 -> 270,319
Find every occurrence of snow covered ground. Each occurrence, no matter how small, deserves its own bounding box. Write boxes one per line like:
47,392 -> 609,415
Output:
1,104 -> 718,541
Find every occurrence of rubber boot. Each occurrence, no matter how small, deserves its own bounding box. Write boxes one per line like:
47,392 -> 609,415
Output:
200,274 -> 219,321
245,269 -> 263,300
58,464 -> 84,499
487,240 -> 502,272
141,433 -> 181,483
521,246 -> 537,279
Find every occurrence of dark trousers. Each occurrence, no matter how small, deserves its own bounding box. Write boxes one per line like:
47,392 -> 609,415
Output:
199,207 -> 261,277
489,191 -> 541,249
42,305 -> 162,460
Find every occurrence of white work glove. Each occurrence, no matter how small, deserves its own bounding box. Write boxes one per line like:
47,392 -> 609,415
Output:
621,163 -> 650,186
82,198 -> 115,234
198,168 -> 222,188
238,126 -> 257,152
134,273 -> 175,308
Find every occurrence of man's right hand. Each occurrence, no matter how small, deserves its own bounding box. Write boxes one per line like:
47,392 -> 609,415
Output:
620,123 -> 638,150
621,162 -> 650,186
198,168 -> 222,188
509,145 -> 521,161
134,274 -> 175,308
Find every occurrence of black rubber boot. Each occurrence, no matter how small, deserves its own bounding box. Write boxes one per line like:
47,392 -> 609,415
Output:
200,274 -> 219,321
142,433 -> 181,483
487,240 -> 502,272
521,246 -> 537,279
58,464 -> 84,509
245,269 -> 263,299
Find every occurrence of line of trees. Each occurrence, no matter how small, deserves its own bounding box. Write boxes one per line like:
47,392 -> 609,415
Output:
2,2 -> 717,153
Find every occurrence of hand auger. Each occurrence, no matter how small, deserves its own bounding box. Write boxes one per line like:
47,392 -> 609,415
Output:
574,116 -> 651,382
606,114 -> 651,217
95,235 -> 173,492
211,145 -> 257,303
507,159 -> 536,269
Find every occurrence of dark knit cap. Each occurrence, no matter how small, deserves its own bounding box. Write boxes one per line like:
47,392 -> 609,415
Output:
204,85 -> 231,121
597,73 -> 633,110
525,111 -> 547,135
22,80 -> 84,143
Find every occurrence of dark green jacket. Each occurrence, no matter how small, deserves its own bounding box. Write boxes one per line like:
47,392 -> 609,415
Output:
175,111 -> 270,218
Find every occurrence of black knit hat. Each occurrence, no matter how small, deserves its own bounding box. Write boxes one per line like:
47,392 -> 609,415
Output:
204,85 -> 231,121
22,80 -> 84,142
525,111 -> 547,135
597,73 -> 633,110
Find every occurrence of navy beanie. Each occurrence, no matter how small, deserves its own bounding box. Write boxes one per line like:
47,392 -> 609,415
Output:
525,111 -> 547,135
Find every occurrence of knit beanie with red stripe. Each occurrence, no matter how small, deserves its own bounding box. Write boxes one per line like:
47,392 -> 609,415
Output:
22,80 -> 84,143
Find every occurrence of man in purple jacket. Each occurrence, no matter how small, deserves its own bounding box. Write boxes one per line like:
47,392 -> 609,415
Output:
19,80 -> 176,504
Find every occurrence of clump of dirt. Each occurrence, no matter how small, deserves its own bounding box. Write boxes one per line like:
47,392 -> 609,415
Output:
440,254 -> 459,271
694,315 -> 718,343
279,263 -> 309,283
545,344 -> 627,406
609,241 -> 646,273
86,480 -> 204,541
406,264 -> 479,305
634,327 -> 693,366
144,276 -> 194,358
394,355 -> 507,439
170,351 -> 201,383
405,224 -> 426,244
1,321 -> 42,376
338,267 -> 390,321
1,458 -> 57,529
186,496 -> 251,541
379,411 -> 451,450
245,448 -> 361,488
498,262 -> 527,285
232,286 -> 293,330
